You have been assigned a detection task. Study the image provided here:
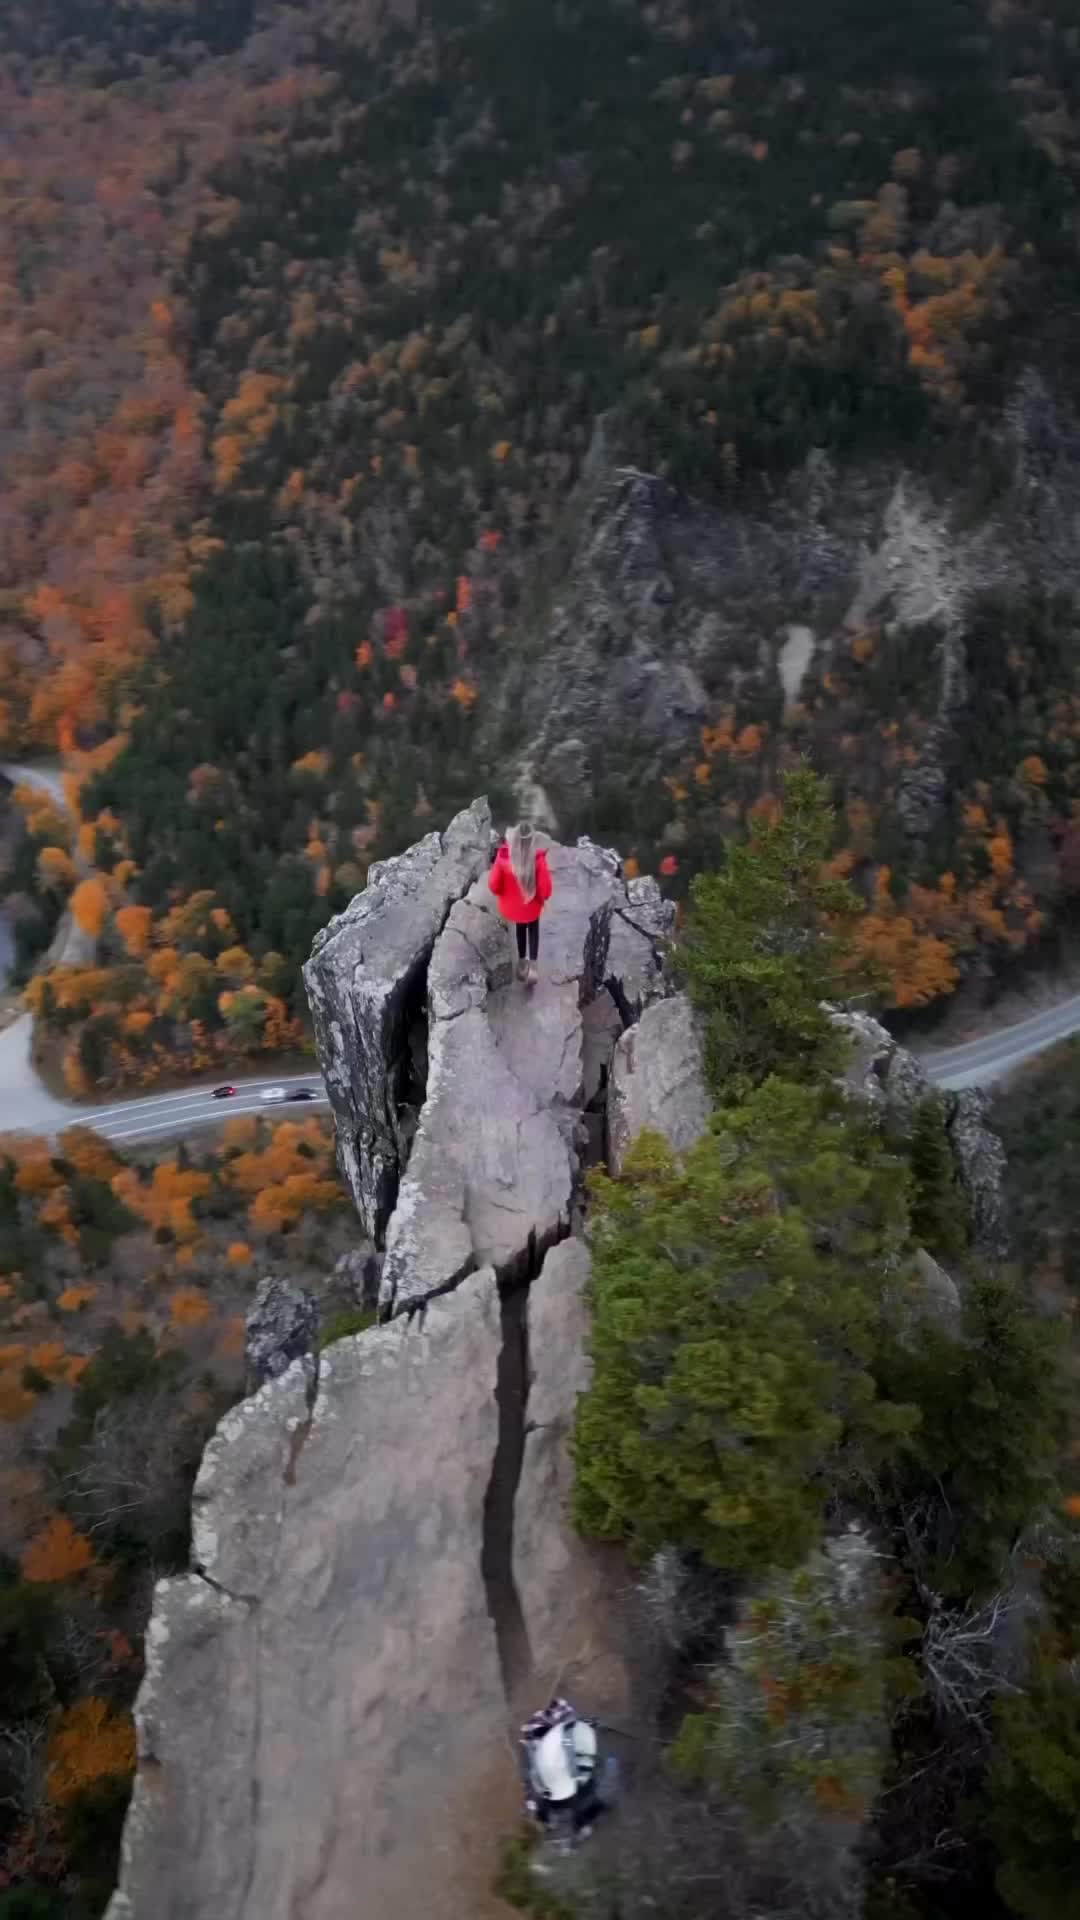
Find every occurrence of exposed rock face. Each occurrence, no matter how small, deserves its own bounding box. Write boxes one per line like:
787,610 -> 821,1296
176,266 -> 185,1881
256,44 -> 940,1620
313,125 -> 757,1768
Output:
831,1006 -> 1009,1260
303,799 -> 494,1240
834,1006 -> 931,1121
947,1086 -> 1009,1262
244,1276 -> 317,1391
382,833 -> 669,1311
606,873 -> 676,1022
110,820 -> 664,1920
608,992 -> 711,1174
514,1239 -> 620,1697
110,1275 -> 512,1920
910,1246 -> 963,1331
504,399 -> 1080,862
332,1241 -> 382,1309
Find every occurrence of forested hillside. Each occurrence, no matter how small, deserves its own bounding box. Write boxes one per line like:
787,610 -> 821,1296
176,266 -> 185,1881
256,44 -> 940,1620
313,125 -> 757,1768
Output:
556,776 -> 1080,1920
0,1113 -> 353,1914
2,0 -> 1080,1085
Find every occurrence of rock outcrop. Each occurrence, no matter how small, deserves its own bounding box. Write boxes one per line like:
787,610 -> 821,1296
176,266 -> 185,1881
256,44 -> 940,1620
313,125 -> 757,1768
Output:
832,1005 -> 1009,1261
608,993 -> 711,1174
111,1275 -> 510,1920
304,800 -> 494,1240
244,1276 -> 317,1391
110,813 -> 1014,1920
946,1086 -> 1009,1263
110,819 -> 672,1920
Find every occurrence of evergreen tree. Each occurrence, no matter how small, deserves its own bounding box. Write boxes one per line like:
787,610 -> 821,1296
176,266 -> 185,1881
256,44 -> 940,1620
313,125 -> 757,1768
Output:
991,1640 -> 1080,1920
678,768 -> 869,1098
908,1097 -> 969,1263
875,1268 -> 1067,1599
572,1079 -> 916,1573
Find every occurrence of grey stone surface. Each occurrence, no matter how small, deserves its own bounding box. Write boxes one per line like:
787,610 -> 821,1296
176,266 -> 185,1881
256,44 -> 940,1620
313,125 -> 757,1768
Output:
582,988 -> 623,1107
832,1006 -> 930,1118
947,1086 -> 1009,1260
606,874 -> 676,1022
190,1359 -> 313,1602
109,1272 -> 510,1920
381,838 -> 619,1310
515,1239 -> 612,1684
830,1007 -> 1009,1260
332,1241 -> 382,1309
608,992 -> 711,1173
244,1275 -> 317,1391
302,798 -> 493,1240
910,1245 -> 963,1331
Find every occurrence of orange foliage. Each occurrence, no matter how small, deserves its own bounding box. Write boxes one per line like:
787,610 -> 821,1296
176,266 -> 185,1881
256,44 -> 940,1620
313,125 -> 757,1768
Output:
46,1699 -> 134,1805
59,1284 -> 98,1317
170,1287 -> 212,1328
37,845 -> 77,891
22,1511 -> 94,1583
251,1172 -> 343,1232
450,678 -> 478,712
70,876 -> 110,938
1018,754 -> 1048,788
115,904 -> 153,956
226,1241 -> 253,1267
855,867 -> 960,1008
112,1161 -> 211,1241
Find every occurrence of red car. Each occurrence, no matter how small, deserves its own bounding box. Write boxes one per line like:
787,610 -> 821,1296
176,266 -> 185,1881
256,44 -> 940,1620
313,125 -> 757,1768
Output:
212,1085 -> 237,1100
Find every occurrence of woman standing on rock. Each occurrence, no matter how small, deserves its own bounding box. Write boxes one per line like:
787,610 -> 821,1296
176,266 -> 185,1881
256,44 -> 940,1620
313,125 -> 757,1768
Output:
488,822 -> 552,986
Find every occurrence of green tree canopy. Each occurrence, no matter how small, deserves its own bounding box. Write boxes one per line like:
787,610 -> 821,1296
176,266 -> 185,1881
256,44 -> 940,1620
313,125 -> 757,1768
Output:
572,1078 -> 916,1574
678,767 -> 868,1097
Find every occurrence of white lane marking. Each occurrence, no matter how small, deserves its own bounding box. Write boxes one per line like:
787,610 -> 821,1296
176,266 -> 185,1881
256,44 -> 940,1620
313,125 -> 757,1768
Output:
75,1074 -> 325,1126
101,1097 -> 330,1143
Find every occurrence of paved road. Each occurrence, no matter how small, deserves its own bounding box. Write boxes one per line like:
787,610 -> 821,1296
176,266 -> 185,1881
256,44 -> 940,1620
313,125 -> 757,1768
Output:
0,762 -> 329,1144
0,1044 -> 328,1144
921,991 -> 1080,1090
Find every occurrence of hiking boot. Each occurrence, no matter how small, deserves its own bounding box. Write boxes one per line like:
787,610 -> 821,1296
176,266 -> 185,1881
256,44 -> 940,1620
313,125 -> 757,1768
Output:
516,957 -> 529,983
527,962 -> 538,987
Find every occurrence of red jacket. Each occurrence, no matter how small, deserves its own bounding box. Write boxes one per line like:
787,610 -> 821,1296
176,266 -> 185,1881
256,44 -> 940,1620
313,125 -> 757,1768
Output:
488,842 -> 552,924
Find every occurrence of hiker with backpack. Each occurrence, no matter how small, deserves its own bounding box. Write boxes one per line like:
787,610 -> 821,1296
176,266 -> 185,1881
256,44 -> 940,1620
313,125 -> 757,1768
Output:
488,821 -> 552,985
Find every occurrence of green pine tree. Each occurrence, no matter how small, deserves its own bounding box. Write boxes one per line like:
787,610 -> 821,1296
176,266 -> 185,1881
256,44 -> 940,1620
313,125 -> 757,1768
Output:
908,1096 -> 969,1263
572,1078 -> 916,1574
991,1639 -> 1080,1920
677,767 -> 870,1098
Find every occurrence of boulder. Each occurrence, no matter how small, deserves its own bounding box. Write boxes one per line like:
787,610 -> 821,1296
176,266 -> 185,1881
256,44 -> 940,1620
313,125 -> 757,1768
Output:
831,1006 -> 930,1121
109,1272 -> 513,1920
607,992 -> 711,1173
244,1277 -> 317,1392
303,798 -> 493,1240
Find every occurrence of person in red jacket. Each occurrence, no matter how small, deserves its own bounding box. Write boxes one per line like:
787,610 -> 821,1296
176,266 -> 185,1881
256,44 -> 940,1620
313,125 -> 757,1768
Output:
488,822 -> 552,985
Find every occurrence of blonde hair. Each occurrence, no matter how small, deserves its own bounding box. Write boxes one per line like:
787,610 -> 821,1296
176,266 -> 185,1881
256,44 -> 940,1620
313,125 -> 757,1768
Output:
508,822 -> 537,899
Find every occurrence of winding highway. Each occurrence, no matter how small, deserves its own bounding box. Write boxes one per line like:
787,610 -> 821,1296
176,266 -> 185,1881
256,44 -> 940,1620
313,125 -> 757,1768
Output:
920,992 -> 1080,1091
5,760 -> 1080,1141
0,762 -> 328,1144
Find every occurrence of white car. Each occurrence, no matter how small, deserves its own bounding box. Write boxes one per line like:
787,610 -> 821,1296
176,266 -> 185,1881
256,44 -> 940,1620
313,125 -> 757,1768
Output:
259,1085 -> 288,1103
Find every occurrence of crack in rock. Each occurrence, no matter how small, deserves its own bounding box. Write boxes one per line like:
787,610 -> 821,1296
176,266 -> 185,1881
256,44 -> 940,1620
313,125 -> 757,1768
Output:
481,1280 -> 538,1705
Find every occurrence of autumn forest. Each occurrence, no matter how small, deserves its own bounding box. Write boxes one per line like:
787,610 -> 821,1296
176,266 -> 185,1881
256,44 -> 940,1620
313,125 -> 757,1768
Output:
4,0 -> 1080,1910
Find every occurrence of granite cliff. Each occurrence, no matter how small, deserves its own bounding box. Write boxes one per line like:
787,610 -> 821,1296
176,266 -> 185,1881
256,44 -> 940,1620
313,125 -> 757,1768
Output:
106,809 -> 1007,1920
107,806 -> 695,1920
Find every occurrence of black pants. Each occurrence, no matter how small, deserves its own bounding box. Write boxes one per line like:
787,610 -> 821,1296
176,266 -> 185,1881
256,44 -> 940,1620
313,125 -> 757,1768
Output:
515,920 -> 539,962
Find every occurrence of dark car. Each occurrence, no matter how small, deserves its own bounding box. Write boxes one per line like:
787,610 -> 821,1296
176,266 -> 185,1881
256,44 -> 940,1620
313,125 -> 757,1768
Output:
287,1088 -> 317,1101
212,1084 -> 237,1099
